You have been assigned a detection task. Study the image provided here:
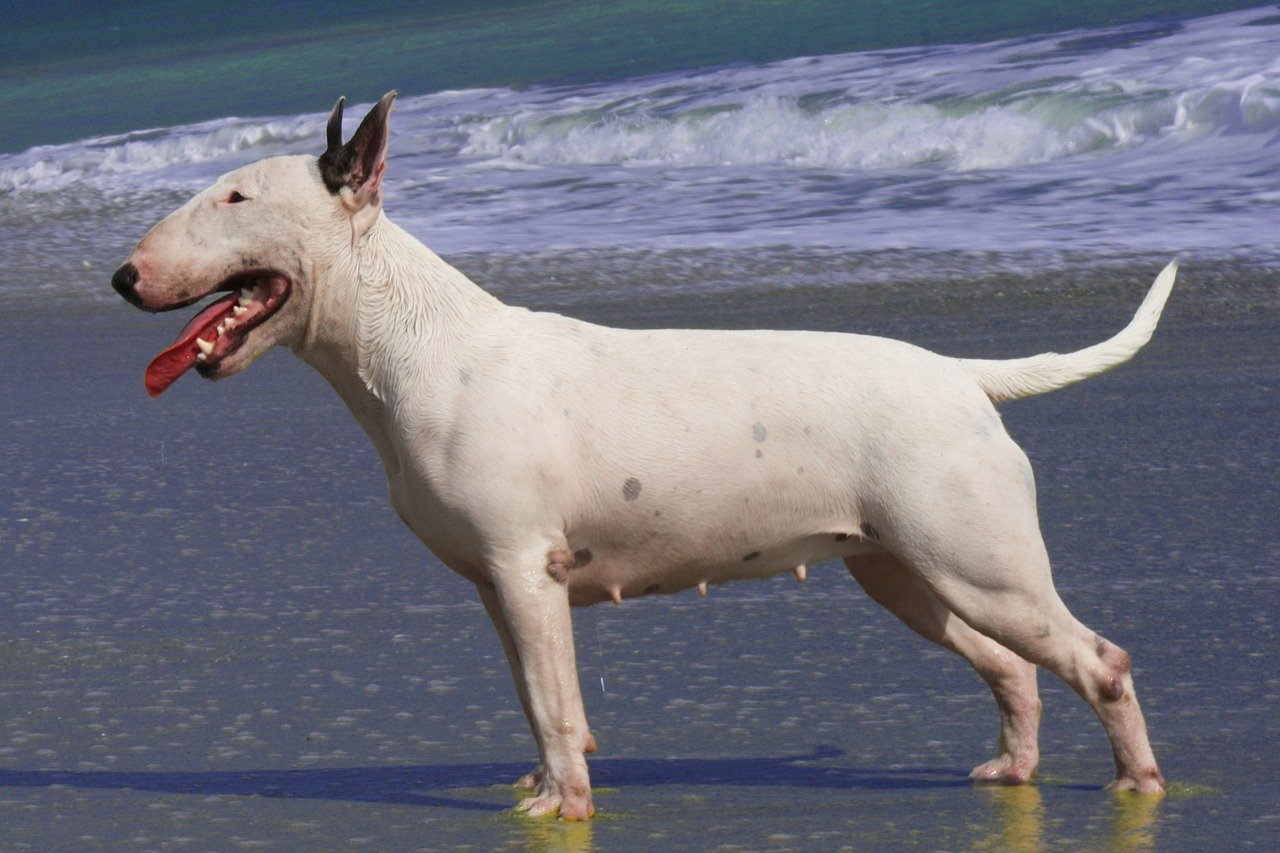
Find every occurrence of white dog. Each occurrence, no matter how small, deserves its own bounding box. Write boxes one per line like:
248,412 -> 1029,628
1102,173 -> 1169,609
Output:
113,93 -> 1172,818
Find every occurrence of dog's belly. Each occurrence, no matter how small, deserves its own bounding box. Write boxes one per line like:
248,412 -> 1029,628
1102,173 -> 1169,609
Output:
562,525 -> 883,607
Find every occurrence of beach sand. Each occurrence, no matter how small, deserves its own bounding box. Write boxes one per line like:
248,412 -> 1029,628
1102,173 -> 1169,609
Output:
1,258 -> 1277,847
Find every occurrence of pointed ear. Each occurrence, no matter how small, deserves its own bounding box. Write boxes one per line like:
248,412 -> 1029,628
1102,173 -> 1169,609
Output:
324,96 -> 346,161
318,91 -> 396,208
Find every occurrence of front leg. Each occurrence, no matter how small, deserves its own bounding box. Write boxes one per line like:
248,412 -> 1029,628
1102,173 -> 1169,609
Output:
487,550 -> 595,819
475,581 -> 598,792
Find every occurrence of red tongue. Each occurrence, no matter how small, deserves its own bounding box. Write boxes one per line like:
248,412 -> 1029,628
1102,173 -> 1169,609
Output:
144,293 -> 240,397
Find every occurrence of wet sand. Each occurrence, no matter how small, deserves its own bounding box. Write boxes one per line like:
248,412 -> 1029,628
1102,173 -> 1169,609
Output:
1,259 -> 1277,849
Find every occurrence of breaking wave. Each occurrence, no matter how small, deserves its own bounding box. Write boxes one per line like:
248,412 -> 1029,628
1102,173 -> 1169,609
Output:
456,79 -> 1279,172
0,116 -> 323,194
4,6 -> 1279,197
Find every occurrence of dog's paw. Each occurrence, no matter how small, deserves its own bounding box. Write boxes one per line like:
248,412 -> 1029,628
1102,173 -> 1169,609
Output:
516,772 -> 595,820
516,788 -> 595,820
969,753 -> 1037,784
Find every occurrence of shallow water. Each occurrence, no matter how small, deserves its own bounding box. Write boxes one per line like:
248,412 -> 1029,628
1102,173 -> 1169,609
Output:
1,263 -> 1276,848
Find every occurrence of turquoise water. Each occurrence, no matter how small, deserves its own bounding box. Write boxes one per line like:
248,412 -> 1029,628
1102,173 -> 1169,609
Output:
0,0 -> 1265,151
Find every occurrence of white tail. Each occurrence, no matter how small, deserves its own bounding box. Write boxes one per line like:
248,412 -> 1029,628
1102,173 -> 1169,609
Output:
962,260 -> 1179,403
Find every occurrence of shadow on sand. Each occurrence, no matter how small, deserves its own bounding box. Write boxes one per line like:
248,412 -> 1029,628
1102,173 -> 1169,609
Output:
0,746 -> 1034,811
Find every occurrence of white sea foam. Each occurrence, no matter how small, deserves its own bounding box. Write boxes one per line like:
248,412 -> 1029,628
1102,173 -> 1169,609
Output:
451,23 -> 1280,174
458,96 -> 1092,171
0,117 -> 324,194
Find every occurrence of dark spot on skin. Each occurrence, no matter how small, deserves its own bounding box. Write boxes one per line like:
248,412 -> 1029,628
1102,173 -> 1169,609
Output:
803,426 -> 812,435
752,422 -> 768,442
861,523 -> 881,541
573,548 -> 593,567
622,478 -> 642,501
834,533 -> 850,542
1094,635 -> 1132,701
644,584 -> 661,594
546,548 -> 574,584
1021,461 -> 1037,499
742,551 -> 761,562
1096,636 -> 1131,672
458,367 -> 472,385
974,408 -> 1001,439
755,449 -> 763,459
653,510 -> 662,518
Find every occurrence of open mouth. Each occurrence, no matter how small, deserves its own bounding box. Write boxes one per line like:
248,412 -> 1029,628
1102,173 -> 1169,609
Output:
144,270 -> 291,397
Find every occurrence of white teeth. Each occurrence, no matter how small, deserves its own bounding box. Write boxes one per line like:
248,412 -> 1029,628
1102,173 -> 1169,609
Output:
195,337 -> 214,355
238,285 -> 260,306
196,352 -> 207,362
232,305 -> 248,317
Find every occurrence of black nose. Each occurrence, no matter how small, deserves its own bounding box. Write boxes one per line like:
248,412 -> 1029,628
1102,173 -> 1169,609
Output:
112,262 -> 144,307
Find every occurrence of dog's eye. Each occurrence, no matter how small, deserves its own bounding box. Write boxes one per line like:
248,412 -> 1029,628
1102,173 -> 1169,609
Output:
227,191 -> 249,204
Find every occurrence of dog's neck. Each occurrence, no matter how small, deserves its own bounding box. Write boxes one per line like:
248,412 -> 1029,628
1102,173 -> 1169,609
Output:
298,211 -> 503,443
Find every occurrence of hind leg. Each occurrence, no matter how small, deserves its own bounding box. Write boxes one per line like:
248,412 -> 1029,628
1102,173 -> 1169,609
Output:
928,570 -> 1163,792
887,441 -> 1165,792
846,553 -> 1041,783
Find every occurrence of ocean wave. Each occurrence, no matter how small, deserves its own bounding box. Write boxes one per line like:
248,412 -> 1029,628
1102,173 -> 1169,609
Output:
0,116 -> 323,194
6,54 -> 1276,198
3,7 -> 1279,196
456,73 -> 1279,172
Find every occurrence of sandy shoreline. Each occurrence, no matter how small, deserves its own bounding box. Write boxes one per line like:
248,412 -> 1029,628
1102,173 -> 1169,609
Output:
1,268 -> 1277,847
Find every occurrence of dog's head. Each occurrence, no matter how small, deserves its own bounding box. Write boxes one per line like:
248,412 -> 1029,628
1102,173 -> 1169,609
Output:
112,92 -> 396,396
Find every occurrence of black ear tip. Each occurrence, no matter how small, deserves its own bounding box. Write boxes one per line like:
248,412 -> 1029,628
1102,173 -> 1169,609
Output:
324,96 -> 348,157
